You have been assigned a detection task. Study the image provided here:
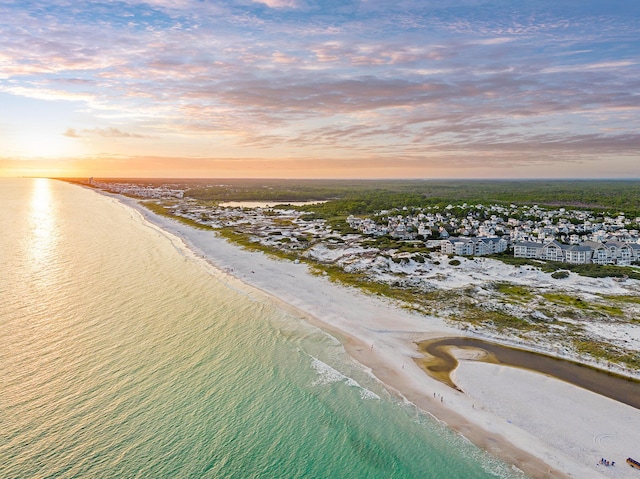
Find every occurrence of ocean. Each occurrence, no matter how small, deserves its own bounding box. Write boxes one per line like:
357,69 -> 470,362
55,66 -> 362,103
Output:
0,178 -> 526,478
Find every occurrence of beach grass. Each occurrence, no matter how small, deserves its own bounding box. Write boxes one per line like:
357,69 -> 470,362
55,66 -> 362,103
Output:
494,282 -> 534,301
600,294 -> 640,305
217,227 -> 302,263
542,293 -> 624,317
573,339 -> 640,369
142,201 -> 215,230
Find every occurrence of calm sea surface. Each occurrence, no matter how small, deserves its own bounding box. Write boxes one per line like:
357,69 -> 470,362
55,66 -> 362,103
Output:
0,178 -> 526,478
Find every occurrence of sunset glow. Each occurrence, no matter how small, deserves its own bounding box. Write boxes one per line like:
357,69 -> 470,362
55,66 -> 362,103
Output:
1,1 -> 639,178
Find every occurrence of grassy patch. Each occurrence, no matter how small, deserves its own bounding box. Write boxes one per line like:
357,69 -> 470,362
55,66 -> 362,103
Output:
271,218 -> 294,226
494,282 -> 534,301
543,293 -> 588,308
543,293 -> 624,317
142,200 -> 173,215
600,294 -> 640,305
573,339 -> 640,369
450,305 -> 546,333
596,304 -> 626,317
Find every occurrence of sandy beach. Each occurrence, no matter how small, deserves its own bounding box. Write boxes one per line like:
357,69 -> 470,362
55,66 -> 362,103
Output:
113,191 -> 640,479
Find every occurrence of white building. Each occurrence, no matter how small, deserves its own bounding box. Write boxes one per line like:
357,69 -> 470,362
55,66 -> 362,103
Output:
513,239 -> 640,265
441,236 -> 508,256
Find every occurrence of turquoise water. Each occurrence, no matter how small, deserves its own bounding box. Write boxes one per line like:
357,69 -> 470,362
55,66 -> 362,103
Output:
0,179 -> 525,478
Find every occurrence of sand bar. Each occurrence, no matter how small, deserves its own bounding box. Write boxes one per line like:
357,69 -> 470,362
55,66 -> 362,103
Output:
107,190 -> 640,479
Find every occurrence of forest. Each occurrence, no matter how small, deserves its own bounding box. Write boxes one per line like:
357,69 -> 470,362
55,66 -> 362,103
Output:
182,179 -> 640,217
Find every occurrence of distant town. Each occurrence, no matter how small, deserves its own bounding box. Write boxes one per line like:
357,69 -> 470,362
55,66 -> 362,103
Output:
88,178 -> 640,267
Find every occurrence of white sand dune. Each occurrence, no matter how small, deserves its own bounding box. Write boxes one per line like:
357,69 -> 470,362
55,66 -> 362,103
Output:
111,191 -> 640,479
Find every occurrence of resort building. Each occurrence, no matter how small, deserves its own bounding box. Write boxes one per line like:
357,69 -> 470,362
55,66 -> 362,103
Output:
441,236 -> 509,256
513,239 -> 640,265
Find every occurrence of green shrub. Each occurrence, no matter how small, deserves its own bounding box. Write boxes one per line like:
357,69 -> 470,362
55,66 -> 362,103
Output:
449,259 -> 461,266
551,270 -> 570,279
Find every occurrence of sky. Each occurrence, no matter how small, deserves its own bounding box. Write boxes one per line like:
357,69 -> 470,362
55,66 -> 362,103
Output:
0,0 -> 639,179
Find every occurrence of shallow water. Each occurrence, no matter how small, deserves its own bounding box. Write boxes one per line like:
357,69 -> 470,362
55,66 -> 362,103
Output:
0,178 -> 526,478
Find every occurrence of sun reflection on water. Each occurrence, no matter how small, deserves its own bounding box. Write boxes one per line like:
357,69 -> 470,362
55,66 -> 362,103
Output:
28,178 -> 58,273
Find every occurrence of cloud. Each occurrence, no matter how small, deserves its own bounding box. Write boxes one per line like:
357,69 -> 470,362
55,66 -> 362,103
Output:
541,60 -> 636,74
3,86 -> 96,103
252,0 -> 300,8
63,127 -> 153,139
272,52 -> 298,64
63,128 -> 80,138
89,127 -> 151,138
1,0 -> 639,175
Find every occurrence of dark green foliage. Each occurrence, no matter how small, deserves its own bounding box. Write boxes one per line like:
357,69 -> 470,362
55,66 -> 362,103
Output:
326,216 -> 359,234
551,270 -> 570,279
174,178 -> 640,215
298,191 -> 427,217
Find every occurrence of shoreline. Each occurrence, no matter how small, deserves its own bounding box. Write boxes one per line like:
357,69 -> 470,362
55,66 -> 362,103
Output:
96,187 -> 639,479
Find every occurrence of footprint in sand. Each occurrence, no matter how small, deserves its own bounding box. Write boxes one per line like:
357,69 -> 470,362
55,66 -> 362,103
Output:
593,433 -> 615,446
